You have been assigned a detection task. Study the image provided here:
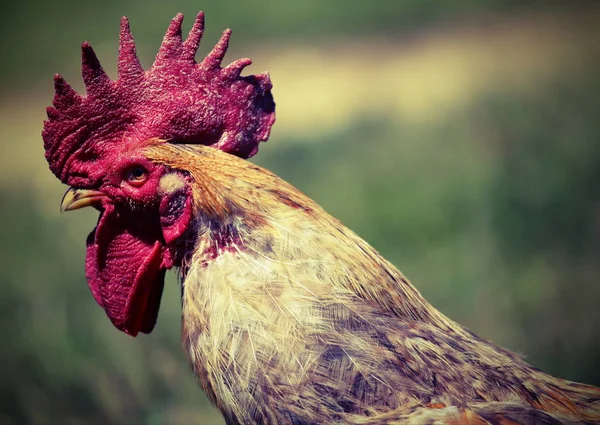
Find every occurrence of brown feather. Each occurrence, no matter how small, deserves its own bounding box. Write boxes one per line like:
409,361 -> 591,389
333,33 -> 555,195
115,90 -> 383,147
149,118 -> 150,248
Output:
145,141 -> 600,425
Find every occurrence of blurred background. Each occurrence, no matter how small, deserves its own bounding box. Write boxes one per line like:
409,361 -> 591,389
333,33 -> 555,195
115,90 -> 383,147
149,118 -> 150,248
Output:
1,1 -> 599,424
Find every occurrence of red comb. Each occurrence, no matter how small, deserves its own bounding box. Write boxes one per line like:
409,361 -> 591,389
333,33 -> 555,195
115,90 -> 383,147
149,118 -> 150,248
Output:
43,12 -> 275,187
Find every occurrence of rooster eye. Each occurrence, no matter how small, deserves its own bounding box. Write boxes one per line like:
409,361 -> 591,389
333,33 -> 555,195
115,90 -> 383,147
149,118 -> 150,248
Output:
125,165 -> 148,186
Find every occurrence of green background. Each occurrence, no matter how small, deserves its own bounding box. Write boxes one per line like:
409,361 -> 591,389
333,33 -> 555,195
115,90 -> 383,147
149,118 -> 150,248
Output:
1,1 -> 599,424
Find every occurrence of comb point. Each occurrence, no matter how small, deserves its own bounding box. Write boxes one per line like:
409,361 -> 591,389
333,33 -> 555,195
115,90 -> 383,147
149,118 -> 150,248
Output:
203,29 -> 232,69
52,74 -> 81,109
53,74 -> 71,93
156,13 -> 184,62
182,11 -> 205,61
163,13 -> 184,39
118,15 -> 143,79
81,42 -> 111,93
46,106 -> 59,120
222,58 -> 252,81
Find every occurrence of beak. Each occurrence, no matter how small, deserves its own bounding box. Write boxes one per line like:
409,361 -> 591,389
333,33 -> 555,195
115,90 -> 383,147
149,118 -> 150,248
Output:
60,187 -> 108,213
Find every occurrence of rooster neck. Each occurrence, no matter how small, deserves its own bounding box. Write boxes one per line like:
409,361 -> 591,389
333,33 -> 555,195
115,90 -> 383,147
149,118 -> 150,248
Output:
197,221 -> 245,266
177,206 -> 598,424
146,146 -> 600,423
178,210 -> 487,422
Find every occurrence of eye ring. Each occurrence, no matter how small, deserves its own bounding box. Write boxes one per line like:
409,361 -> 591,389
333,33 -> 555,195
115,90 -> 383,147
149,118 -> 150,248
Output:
125,165 -> 148,187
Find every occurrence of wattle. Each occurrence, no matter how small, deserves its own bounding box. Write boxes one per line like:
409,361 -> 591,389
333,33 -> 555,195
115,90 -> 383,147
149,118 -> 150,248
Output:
85,203 -> 166,336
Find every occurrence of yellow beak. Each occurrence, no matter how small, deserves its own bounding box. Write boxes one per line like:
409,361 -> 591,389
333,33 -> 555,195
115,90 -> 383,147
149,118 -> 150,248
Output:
60,187 -> 108,212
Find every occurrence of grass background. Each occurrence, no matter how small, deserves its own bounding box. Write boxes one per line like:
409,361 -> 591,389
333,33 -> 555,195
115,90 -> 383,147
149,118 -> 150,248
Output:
1,1 -> 599,423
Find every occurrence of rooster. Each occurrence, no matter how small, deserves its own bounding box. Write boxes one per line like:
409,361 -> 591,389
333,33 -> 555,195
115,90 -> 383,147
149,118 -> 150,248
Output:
42,12 -> 599,425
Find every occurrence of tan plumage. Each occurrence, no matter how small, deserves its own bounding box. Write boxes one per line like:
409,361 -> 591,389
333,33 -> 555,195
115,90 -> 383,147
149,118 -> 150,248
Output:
42,10 -> 598,425
144,141 -> 600,425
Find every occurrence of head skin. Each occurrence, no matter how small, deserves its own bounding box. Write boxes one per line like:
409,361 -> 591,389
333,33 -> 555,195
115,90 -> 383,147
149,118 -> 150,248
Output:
59,139 -> 193,336
44,12 -> 275,336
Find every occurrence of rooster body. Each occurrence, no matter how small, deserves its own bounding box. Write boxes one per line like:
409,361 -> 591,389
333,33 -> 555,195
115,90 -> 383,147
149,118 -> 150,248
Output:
149,143 -> 600,425
42,12 -> 600,425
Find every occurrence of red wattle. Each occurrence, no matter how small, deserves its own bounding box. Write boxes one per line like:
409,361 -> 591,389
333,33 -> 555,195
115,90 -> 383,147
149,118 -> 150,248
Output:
85,204 -> 166,336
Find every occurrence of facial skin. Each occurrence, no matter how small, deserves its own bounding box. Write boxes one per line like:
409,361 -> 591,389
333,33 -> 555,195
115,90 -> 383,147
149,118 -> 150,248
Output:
60,142 -> 193,336
61,150 -> 165,207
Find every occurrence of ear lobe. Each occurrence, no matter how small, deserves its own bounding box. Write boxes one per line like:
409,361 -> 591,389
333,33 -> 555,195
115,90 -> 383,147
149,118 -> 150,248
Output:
159,186 -> 193,255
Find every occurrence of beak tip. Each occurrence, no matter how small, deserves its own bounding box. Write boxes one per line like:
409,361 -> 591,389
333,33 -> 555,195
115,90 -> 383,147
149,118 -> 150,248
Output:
61,187 -> 107,212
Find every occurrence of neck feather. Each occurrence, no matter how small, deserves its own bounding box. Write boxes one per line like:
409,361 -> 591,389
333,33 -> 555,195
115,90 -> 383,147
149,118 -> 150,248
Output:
148,144 -> 453,330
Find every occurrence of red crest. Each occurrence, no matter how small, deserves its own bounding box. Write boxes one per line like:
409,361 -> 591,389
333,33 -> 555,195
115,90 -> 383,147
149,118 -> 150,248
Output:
43,12 -> 275,187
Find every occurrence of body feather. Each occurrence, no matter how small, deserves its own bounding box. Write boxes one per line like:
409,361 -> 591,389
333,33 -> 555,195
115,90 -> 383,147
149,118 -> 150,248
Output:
146,143 -> 600,425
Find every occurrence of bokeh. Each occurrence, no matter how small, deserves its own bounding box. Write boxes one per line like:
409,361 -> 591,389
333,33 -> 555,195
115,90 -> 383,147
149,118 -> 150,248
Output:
1,1 -> 599,424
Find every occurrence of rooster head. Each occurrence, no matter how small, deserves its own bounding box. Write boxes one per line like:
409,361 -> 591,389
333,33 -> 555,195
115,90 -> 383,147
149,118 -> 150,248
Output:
42,12 -> 276,336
